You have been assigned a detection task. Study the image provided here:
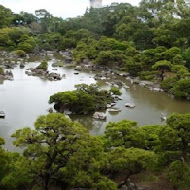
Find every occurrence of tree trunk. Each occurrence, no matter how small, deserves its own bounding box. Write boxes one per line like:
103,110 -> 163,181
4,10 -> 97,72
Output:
117,171 -> 131,188
43,174 -> 50,190
160,69 -> 164,81
182,139 -> 188,161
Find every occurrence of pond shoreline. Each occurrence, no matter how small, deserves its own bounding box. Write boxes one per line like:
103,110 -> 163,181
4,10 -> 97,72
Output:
0,51 -> 190,152
0,50 -> 190,102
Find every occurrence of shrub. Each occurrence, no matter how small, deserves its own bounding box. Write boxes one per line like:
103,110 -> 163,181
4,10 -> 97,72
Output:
36,61 -> 48,70
17,42 -> 33,53
160,77 -> 177,91
41,42 -> 52,51
0,66 -> 4,74
167,161 -> 190,189
110,87 -> 122,96
12,50 -> 26,57
57,62 -> 63,67
139,71 -> 157,81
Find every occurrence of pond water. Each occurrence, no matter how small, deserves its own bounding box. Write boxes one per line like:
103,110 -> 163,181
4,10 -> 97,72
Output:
0,60 -> 190,150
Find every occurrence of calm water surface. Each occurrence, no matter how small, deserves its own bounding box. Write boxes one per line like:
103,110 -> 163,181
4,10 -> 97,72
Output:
0,61 -> 190,150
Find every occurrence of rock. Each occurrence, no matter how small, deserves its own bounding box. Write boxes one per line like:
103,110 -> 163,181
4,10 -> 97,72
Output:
26,67 -> 62,81
107,104 -> 112,108
119,72 -> 130,77
139,82 -> 145,87
31,69 -> 47,75
64,110 -> 72,115
119,185 -> 128,190
125,103 -> 135,108
64,115 -> 71,120
133,79 -> 140,84
52,62 -> 58,67
152,87 -> 163,92
137,188 -> 146,190
101,76 -> 107,80
114,80 -> 123,87
48,72 -> 62,80
112,95 -> 122,101
123,85 -> 130,89
65,56 -> 72,63
0,70 -> 13,81
107,108 -> 121,113
75,66 -> 82,71
111,102 -> 117,107
93,112 -> 107,120
20,63 -> 25,68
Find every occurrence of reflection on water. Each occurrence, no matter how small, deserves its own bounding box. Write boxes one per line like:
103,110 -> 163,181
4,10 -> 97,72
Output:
0,61 -> 95,150
0,61 -> 190,150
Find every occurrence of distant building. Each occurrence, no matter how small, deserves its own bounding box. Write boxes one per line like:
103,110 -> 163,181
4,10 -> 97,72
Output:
110,2 -> 119,7
89,0 -> 102,8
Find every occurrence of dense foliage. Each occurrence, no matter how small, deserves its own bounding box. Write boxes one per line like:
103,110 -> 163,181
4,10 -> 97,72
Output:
1,0 -> 190,99
36,60 -> 48,70
1,1 -> 190,189
49,84 -> 113,114
1,112 -> 190,189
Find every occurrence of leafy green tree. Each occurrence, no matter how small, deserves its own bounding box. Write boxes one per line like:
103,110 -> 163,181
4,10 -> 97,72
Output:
164,47 -> 181,62
12,50 -> 26,57
183,49 -> 190,70
152,28 -> 176,48
35,9 -> 52,33
0,138 -> 32,190
49,91 -> 94,114
173,54 -> 184,65
0,5 -> 13,28
75,83 -> 100,95
61,37 -> 77,50
17,42 -> 33,53
0,138 -> 8,184
0,153 -> 32,190
166,113 -> 190,160
157,125 -> 181,166
105,120 -> 145,149
167,160 -> 190,190
141,125 -> 162,151
72,38 -> 97,62
30,21 -> 42,34
152,60 -> 171,81
12,113 -> 116,190
0,30 -> 10,48
75,84 -> 113,110
160,76 -> 177,91
171,79 -> 190,98
20,11 -> 38,25
157,113 -> 190,166
125,53 -> 143,76
141,46 -> 167,69
95,51 -> 113,65
107,147 -> 157,186
50,84 -> 112,114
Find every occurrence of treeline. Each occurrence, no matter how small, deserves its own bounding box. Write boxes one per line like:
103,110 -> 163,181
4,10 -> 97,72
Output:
1,112 -> 190,190
0,1 -> 190,99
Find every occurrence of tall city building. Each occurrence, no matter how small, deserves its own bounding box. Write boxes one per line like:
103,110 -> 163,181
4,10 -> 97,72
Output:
89,0 -> 102,8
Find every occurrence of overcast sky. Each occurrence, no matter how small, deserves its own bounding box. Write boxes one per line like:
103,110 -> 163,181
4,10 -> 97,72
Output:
0,0 -> 140,18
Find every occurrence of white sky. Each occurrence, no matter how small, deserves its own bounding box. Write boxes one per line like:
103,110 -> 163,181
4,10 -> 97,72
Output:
0,0 -> 140,18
